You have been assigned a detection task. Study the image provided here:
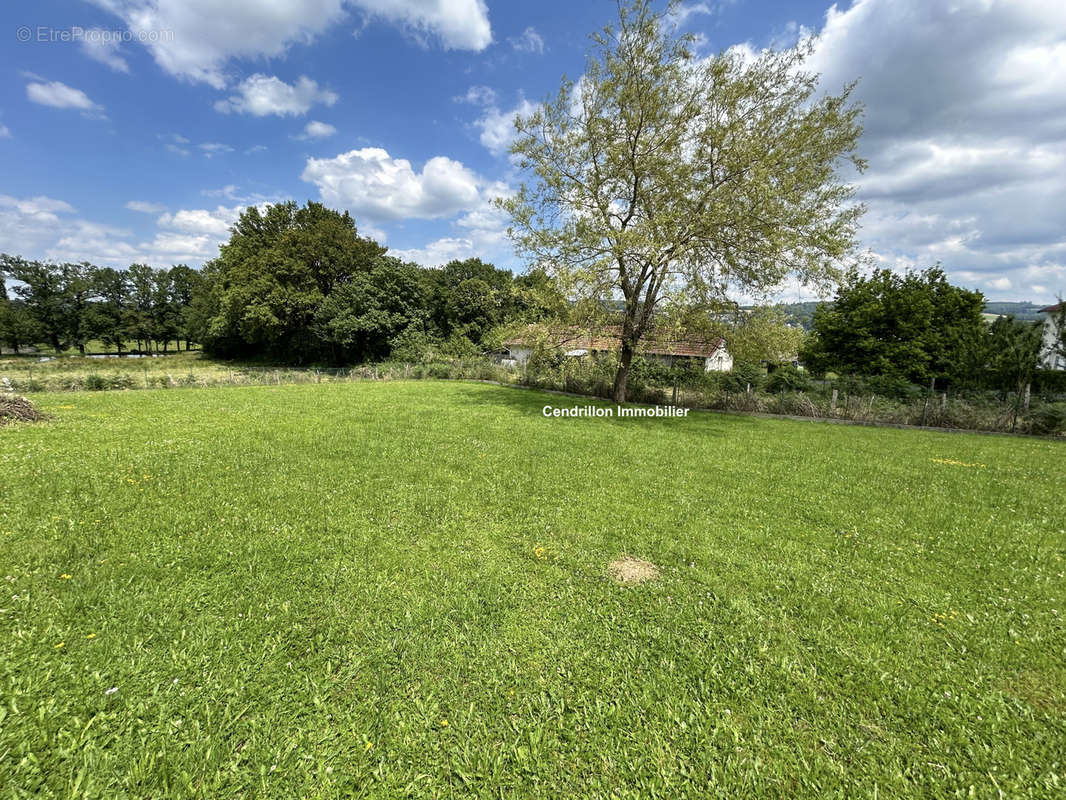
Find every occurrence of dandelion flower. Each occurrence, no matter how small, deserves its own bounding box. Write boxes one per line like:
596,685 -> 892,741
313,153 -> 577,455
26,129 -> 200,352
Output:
60,574 -> 72,580
364,741 -> 373,752
86,633 -> 96,639
440,719 -> 449,727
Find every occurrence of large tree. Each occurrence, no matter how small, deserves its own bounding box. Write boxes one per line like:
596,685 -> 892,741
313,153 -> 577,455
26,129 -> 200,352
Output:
801,266 -> 987,385
203,202 -> 386,362
501,0 -> 865,401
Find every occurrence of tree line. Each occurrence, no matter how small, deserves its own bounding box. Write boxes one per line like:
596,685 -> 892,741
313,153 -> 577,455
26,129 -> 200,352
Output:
0,202 -> 558,362
801,266 -> 1066,397
0,256 -> 204,355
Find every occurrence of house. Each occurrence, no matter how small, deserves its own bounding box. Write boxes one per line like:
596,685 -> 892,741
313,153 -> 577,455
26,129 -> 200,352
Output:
503,326 -> 733,372
1039,302 -> 1064,370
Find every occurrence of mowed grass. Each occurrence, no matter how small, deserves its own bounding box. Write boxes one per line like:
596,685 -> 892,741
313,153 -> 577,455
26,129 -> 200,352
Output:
1,382 -> 1064,799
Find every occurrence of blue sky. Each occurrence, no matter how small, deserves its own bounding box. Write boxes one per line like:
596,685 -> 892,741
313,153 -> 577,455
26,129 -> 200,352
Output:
2,1 -> 1064,303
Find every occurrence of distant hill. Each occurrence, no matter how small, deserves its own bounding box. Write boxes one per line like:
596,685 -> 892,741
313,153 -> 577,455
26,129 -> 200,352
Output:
981,301 -> 1048,321
748,300 -> 1052,331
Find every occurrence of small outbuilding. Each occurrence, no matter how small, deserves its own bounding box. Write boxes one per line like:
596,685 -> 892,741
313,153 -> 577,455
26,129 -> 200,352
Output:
503,327 -> 733,372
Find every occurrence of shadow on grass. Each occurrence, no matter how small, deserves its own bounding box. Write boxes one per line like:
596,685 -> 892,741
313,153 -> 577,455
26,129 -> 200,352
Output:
448,380 -> 759,436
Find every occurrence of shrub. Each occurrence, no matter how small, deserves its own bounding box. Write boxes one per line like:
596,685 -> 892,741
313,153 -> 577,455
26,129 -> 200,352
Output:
722,361 -> 765,394
389,325 -> 440,363
1029,403 -> 1066,436
864,374 -> 921,401
765,364 -> 813,394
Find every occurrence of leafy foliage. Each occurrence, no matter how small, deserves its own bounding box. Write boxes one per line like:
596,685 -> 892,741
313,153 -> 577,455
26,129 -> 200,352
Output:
802,266 -> 987,385
502,0 -> 865,401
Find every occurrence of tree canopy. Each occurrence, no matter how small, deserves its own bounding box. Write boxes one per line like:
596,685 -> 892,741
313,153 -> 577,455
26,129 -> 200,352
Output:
801,266 -> 987,385
501,0 -> 865,401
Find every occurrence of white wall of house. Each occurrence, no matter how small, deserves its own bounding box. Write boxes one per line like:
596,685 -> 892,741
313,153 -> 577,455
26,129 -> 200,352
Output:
704,347 -> 733,372
1041,315 -> 1064,370
506,346 -> 533,365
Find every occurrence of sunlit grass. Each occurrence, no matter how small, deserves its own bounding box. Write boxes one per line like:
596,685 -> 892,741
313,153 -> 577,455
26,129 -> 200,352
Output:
2,382 -> 1063,798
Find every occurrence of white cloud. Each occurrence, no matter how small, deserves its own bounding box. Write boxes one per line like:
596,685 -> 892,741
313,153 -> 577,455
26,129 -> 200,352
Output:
80,29 -> 130,73
392,182 -> 514,267
792,0 -> 1066,300
296,120 -> 338,140
301,147 -> 482,221
0,192 -> 263,267
475,98 -> 535,157
202,185 -> 239,199
157,205 -> 244,237
90,0 -> 491,87
667,2 -> 716,29
390,236 -> 480,266
354,0 -> 492,50
508,27 -> 543,54
0,125 -> 11,139
25,80 -> 103,114
0,195 -> 76,223
159,133 -> 190,156
89,0 -> 348,88
126,201 -> 166,213
199,142 -> 234,157
455,85 -> 497,106
214,74 -> 338,116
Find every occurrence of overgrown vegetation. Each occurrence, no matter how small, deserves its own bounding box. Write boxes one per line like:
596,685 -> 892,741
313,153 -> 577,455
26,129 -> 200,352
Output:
4,347 -> 1064,435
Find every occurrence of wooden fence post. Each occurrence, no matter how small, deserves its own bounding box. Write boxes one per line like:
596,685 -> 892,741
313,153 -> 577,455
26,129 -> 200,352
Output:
830,388 -> 838,413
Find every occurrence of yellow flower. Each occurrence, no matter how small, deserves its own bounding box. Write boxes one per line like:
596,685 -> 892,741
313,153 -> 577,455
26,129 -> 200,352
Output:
364,741 -> 373,752
86,633 -> 96,639
440,719 -> 449,727
931,457 -> 986,469
54,642 -> 65,649
60,574 -> 72,580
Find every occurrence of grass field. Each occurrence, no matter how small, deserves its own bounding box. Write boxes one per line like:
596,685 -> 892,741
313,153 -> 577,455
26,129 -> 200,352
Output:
2,382 -> 1064,798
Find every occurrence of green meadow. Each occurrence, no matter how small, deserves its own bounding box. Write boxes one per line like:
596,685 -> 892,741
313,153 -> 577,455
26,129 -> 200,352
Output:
1,382 -> 1063,798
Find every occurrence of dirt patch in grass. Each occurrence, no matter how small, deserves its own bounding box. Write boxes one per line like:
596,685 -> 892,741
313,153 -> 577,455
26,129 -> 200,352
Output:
1003,671 -> 1065,714
608,555 -> 660,585
0,394 -> 46,425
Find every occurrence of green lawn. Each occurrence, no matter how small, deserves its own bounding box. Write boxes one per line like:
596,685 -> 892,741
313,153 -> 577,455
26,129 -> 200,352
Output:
2,382 -> 1064,798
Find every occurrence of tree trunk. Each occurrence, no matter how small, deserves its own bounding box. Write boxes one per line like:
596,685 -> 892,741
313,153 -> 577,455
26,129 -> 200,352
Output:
612,341 -> 635,403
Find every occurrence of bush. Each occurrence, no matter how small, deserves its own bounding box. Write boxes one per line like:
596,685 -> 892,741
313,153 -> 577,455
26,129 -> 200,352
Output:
765,364 -> 813,394
389,325 -> 440,363
1033,369 -> 1066,397
1029,402 -> 1066,436
83,373 -> 136,391
722,361 -> 765,394
864,374 -> 921,401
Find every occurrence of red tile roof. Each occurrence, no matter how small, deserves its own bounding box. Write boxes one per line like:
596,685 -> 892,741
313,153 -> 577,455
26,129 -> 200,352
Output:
505,326 -> 726,358
1039,303 -> 1062,313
